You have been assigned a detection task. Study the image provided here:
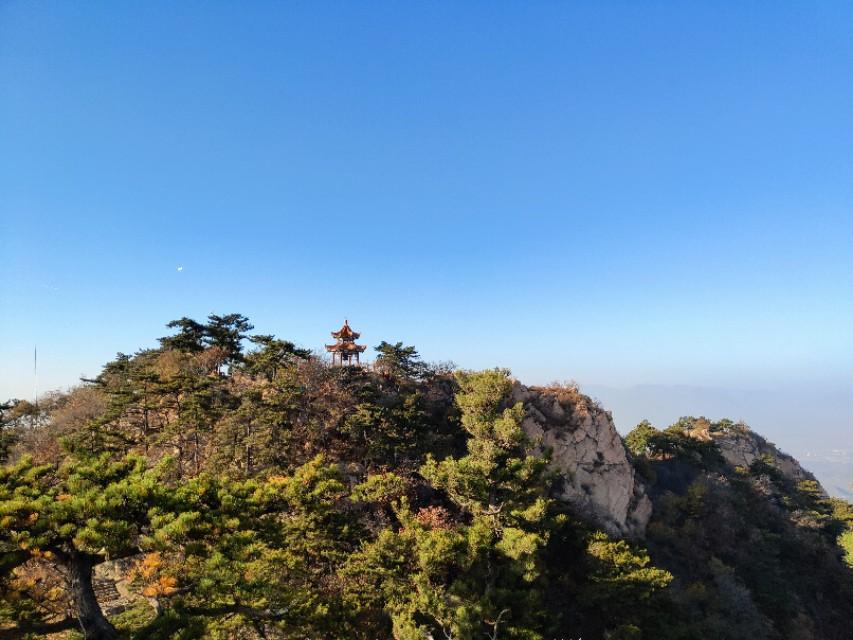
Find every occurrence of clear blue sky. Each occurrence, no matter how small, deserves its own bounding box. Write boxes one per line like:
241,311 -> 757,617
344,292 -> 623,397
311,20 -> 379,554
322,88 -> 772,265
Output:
2,3 -> 852,452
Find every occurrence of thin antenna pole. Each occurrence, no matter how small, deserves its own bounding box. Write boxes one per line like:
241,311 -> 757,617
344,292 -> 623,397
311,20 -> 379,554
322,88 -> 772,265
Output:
33,346 -> 38,410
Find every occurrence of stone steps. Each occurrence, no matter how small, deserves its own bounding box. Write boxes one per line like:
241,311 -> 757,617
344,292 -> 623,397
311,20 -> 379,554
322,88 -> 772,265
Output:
93,576 -> 132,615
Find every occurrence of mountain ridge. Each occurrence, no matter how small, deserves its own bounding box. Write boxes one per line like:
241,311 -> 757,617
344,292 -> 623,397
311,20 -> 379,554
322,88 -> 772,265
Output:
1,315 -> 851,640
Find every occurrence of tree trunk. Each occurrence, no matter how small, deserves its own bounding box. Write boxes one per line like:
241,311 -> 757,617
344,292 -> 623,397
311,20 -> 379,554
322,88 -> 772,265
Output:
68,551 -> 120,640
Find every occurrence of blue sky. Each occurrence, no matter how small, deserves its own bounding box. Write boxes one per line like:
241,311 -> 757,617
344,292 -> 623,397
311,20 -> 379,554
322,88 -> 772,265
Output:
1,3 -> 852,463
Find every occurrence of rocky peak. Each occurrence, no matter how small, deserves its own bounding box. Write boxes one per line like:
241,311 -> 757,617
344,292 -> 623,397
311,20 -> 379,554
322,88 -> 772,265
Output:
701,424 -> 817,485
511,382 -> 651,538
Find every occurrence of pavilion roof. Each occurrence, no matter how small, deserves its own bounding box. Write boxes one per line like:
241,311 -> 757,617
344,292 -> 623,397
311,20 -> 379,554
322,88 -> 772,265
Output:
331,319 -> 360,340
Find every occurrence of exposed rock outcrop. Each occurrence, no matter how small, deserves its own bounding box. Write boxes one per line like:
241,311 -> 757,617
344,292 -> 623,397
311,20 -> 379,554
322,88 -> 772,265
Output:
679,417 -> 817,485
712,428 -> 817,484
512,383 -> 651,538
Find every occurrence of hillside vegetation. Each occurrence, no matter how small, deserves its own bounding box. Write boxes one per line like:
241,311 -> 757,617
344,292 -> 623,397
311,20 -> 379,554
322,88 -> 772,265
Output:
1,314 -> 851,640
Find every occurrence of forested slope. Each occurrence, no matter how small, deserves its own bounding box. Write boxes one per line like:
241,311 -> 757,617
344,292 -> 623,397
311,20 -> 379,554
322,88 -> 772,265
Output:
1,314 -> 851,640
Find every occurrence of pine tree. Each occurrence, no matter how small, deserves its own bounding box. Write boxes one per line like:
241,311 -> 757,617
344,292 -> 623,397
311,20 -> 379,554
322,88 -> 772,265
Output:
0,454 -> 167,639
142,456 -> 360,638
347,369 -> 558,639
374,341 -> 426,379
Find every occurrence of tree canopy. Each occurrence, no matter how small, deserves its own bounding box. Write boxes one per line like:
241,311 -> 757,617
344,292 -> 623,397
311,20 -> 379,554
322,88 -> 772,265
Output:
0,315 -> 851,639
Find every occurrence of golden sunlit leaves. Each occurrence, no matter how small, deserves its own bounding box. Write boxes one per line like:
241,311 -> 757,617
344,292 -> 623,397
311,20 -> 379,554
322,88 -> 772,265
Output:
131,553 -> 179,597
142,575 -> 178,597
8,558 -> 71,616
133,552 -> 165,580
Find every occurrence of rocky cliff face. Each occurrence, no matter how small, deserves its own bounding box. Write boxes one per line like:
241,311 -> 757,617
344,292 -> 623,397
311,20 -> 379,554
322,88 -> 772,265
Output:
510,383 -> 828,539
511,383 -> 652,538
